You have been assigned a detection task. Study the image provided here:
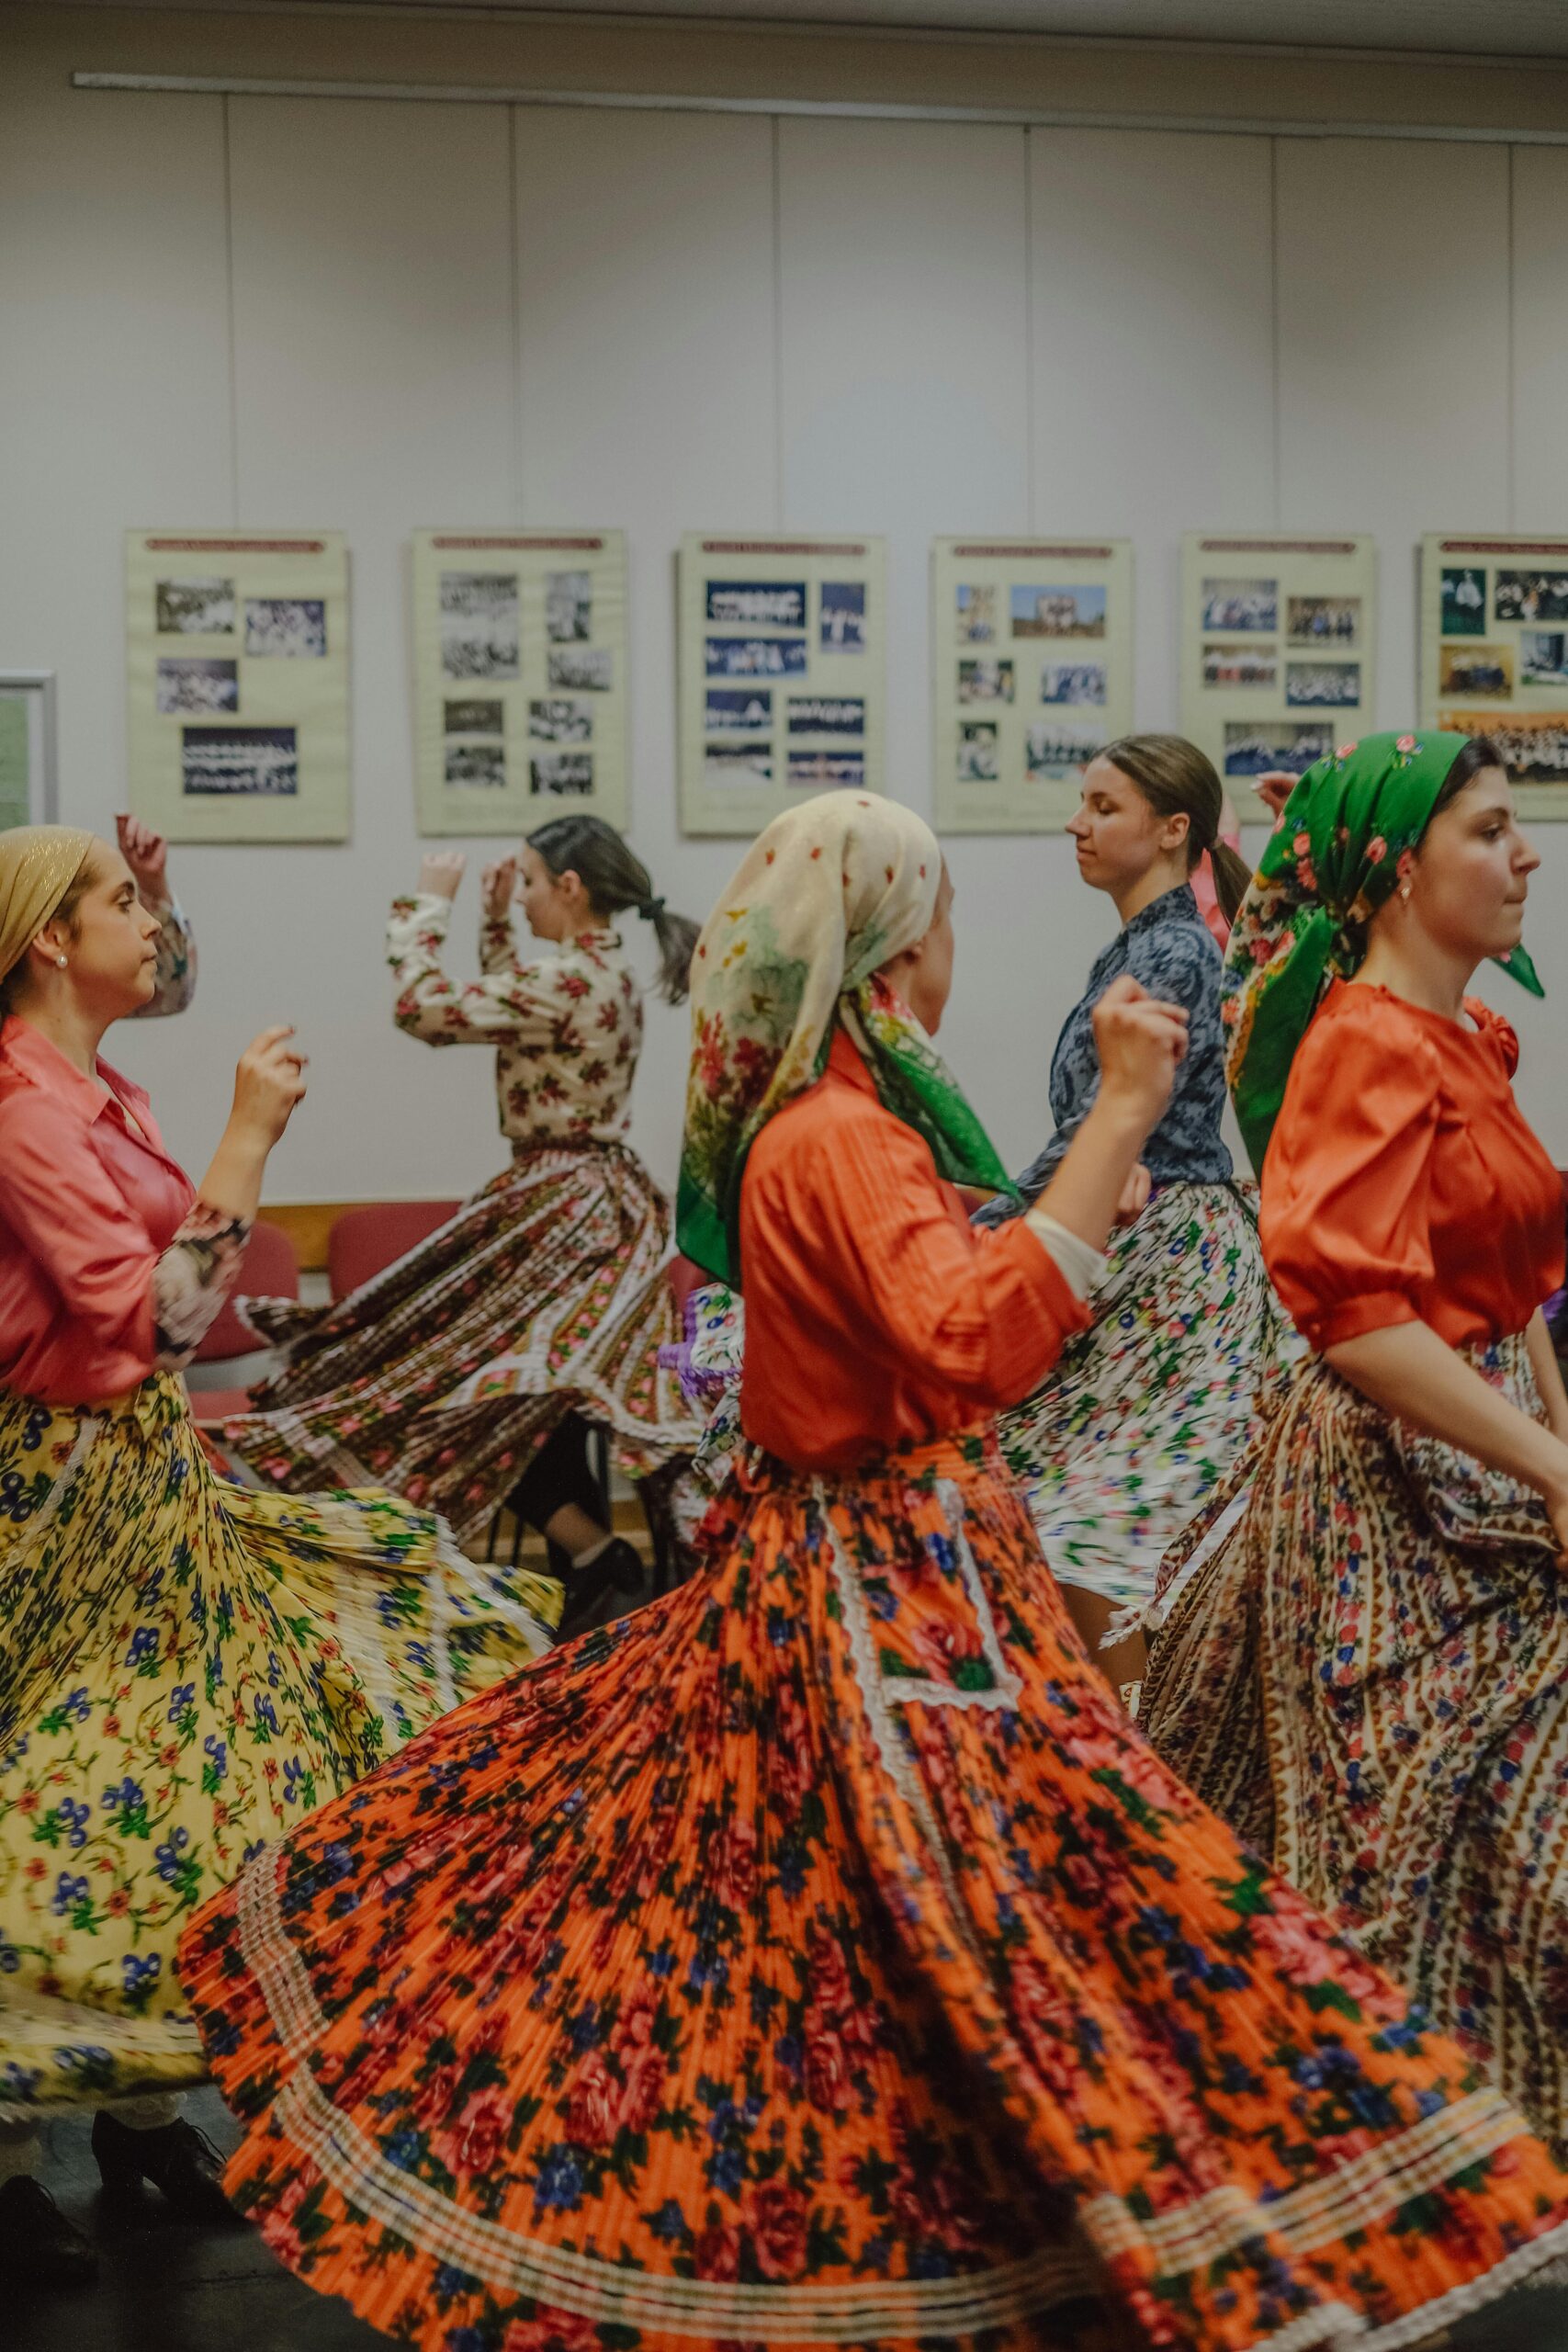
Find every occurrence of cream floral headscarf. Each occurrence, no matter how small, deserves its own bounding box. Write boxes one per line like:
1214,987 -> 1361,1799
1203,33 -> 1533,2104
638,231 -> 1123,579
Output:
675,794 -> 1014,1284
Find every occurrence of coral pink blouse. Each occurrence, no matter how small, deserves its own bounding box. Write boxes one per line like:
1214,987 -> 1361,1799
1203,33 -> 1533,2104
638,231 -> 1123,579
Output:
738,1030 -> 1089,1474
1261,980 -> 1565,1354
0,1016 -> 196,1405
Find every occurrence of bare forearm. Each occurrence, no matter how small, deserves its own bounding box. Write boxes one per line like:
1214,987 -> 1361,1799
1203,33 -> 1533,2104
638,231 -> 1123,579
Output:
1326,1317 -> 1568,1498
197,1121 -> 273,1226
1032,1091 -> 1150,1256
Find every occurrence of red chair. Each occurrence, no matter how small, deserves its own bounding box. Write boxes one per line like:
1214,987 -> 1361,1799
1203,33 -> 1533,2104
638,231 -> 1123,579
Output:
187,1219 -> 299,1427
329,1200 -> 462,1303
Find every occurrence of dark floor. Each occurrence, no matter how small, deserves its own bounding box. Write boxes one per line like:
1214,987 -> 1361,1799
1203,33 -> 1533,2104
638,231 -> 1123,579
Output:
15,2086 -> 1568,2352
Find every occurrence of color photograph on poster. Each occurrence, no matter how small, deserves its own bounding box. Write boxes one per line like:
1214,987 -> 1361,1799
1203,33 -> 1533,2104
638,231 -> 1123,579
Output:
412,530 -> 629,835
678,535 -> 885,833
1180,533 -> 1376,811
1420,535 -> 1568,818
126,531 -> 348,842
931,538 -> 1133,832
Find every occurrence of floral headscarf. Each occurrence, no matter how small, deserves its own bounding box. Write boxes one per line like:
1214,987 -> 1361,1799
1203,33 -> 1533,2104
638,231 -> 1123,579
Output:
1224,730 -> 1543,1175
675,794 -> 1015,1284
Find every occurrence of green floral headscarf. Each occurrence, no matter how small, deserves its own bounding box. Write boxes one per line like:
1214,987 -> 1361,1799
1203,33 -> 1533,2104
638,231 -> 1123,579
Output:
1224,729 -> 1543,1176
675,794 -> 1015,1285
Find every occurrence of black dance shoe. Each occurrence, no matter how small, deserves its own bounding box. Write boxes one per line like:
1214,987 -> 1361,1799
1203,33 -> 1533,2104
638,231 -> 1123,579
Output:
91,2111 -> 240,2228
0,2174 -> 98,2287
558,1536 -> 646,1639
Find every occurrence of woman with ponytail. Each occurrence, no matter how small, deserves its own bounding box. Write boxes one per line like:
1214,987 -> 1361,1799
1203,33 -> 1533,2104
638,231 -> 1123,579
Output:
225,817 -> 704,1634
976,734 -> 1290,1688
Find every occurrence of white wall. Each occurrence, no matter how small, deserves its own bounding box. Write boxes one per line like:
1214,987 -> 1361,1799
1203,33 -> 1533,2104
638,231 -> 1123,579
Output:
4,53 -> 1568,1203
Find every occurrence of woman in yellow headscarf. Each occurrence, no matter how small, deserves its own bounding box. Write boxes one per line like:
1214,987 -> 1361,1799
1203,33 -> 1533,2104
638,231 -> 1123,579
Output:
0,825 -> 559,2291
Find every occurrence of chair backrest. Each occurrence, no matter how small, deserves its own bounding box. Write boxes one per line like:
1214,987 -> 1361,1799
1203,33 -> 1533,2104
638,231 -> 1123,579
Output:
666,1253 -> 709,1315
193,1219 -> 299,1363
329,1200 -> 463,1302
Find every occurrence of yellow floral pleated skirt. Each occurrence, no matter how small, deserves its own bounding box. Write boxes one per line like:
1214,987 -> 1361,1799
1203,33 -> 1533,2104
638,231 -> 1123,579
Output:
0,1374 -> 559,2118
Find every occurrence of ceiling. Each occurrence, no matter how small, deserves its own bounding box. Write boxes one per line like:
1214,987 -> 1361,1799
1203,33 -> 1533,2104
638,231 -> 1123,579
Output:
235,0 -> 1568,56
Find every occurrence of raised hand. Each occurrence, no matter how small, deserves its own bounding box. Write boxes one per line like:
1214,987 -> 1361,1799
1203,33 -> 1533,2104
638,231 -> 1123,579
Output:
481,855 -> 517,924
116,812 -> 170,905
1252,772 -> 1297,822
231,1025 -> 308,1148
419,853 -> 467,903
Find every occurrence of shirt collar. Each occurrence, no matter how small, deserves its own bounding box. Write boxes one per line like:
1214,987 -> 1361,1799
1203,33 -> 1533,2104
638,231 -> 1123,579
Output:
0,1015 -> 154,1131
1122,880 -> 1201,944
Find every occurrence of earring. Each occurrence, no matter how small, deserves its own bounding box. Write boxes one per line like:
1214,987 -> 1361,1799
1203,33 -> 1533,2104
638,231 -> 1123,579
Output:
55,954 -> 67,967
1399,885 -> 1412,904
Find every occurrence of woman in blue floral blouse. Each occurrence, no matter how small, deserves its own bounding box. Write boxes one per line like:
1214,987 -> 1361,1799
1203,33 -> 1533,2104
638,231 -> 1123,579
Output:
979,735 -> 1291,1686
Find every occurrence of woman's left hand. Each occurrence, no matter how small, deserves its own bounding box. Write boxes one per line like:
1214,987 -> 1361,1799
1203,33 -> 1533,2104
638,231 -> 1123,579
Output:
117,812 -> 169,905
420,853 -> 466,902
1113,1162 -> 1152,1227
481,856 -> 517,923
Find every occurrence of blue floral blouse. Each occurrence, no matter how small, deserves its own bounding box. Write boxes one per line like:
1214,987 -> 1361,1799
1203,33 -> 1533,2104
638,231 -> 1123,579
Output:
976,881 -> 1232,1227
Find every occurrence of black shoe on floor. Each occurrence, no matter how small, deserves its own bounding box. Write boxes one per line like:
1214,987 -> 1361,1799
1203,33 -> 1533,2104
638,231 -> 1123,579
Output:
0,2174 -> 98,2288
558,1536 -> 645,1639
91,2111 -> 240,2228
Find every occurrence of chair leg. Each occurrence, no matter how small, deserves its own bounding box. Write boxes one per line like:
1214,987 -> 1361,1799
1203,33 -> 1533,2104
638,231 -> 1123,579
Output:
485,1510 -> 502,1563
588,1425 -> 611,1523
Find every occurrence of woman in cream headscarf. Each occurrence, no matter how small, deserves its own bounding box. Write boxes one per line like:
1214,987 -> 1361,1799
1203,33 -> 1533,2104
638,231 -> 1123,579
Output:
179,795 -> 1568,2352
0,826 -> 559,2290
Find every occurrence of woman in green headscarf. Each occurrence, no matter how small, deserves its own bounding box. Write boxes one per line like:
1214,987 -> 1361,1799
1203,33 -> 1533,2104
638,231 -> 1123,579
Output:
1142,729 -> 1568,2157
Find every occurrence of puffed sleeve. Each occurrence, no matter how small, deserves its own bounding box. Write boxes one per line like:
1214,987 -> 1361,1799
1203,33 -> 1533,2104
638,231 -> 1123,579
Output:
761,1101 -> 1091,1409
388,892 -> 563,1048
1259,997 -> 1442,1351
129,900 -> 197,1019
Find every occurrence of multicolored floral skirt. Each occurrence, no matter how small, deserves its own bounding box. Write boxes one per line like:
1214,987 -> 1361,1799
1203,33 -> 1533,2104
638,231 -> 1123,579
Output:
0,1374 -> 558,2118
1142,1331 -> 1568,2160
997,1182 -> 1292,1616
226,1142 -> 703,1550
179,1430 -> 1568,2351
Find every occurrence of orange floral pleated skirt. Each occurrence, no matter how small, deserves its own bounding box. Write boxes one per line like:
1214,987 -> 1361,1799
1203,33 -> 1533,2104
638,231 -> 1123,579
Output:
177,1432 -> 1568,2352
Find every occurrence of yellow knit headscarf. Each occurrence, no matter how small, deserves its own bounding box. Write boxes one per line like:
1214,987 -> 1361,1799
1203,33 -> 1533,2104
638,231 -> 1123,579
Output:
0,826 -> 97,985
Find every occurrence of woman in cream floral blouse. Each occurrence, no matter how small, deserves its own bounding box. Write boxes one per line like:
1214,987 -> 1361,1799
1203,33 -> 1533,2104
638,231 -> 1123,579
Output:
225,816 -> 705,1630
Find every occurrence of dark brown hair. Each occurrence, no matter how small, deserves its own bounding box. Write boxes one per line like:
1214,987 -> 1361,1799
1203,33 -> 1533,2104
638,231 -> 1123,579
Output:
526,816 -> 698,1005
1097,732 -> 1252,924
1432,733 -> 1505,820
0,851 -> 98,1017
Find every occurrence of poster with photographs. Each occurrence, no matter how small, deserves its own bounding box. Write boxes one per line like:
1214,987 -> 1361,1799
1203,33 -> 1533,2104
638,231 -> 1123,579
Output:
126,530 -> 349,842
931,537 -> 1133,831
677,533 -> 885,833
411,529 -> 628,835
1419,534 -> 1568,819
1179,532 -> 1377,802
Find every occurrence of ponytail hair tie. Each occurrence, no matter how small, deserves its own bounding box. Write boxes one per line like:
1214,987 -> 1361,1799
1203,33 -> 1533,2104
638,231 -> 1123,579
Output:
638,897 -> 665,922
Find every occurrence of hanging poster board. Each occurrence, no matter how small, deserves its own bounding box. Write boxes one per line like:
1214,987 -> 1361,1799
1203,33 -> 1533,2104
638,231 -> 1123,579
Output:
411,528 -> 629,836
1180,532 -> 1377,796
0,673 -> 56,831
1419,533 -> 1568,820
677,532 -> 885,834
931,537 -> 1132,831
127,529 -> 349,842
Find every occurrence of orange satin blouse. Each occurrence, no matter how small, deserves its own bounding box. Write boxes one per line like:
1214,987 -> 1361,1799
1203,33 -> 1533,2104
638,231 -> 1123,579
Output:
1261,978 -> 1565,1354
738,1029 -> 1089,1474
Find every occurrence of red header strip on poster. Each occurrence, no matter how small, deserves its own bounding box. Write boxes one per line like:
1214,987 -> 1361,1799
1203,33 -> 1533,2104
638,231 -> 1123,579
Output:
146,538 -> 327,553
1199,539 -> 1359,555
953,545 -> 1116,559
701,540 -> 867,557
432,537 -> 605,550
1440,540 -> 1568,556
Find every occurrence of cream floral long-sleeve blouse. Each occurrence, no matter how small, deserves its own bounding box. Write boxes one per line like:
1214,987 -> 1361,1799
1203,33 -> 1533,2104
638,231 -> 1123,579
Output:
388,892 -> 642,1148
